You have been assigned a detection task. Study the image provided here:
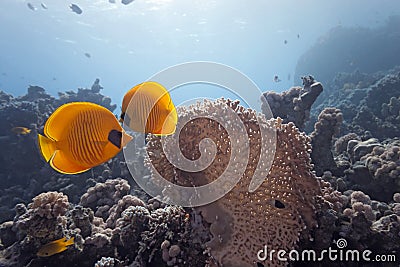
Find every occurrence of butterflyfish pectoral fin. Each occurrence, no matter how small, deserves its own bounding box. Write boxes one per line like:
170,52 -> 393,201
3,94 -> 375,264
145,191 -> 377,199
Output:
38,134 -> 57,162
49,150 -> 90,174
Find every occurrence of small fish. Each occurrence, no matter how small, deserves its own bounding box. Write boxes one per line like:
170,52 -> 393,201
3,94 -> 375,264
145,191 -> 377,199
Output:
37,237 -> 74,257
27,3 -> 36,11
122,0 -> 135,5
273,75 -> 281,83
84,53 -> 91,58
297,34 -> 300,39
184,213 -> 190,223
69,4 -> 82,14
11,127 -> 31,135
284,39 -> 288,44
41,3 -> 48,9
38,102 -> 133,174
109,0 -> 116,3
120,81 -> 178,136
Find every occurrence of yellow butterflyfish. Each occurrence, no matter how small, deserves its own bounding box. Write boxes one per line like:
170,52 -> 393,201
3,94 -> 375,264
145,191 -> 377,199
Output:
38,102 -> 133,174
120,81 -> 177,136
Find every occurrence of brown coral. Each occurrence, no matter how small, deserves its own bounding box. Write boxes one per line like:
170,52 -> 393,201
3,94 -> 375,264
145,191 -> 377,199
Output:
28,191 -> 69,219
261,81 -> 323,131
15,192 -> 69,239
80,178 -> 130,220
310,107 -> 343,176
146,98 -> 322,267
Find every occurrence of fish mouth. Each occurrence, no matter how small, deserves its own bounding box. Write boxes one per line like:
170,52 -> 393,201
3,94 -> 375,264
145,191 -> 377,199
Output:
119,113 -> 125,123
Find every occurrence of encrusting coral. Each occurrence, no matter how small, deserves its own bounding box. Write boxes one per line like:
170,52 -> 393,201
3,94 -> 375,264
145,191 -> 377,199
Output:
146,98 -> 323,267
310,67 -> 400,140
342,138 -> 400,202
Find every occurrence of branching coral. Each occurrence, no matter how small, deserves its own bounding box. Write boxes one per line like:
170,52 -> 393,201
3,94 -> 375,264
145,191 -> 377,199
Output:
28,191 -> 69,219
15,192 -> 69,239
80,178 -> 130,220
146,98 -> 322,267
261,80 -> 323,131
310,107 -> 343,176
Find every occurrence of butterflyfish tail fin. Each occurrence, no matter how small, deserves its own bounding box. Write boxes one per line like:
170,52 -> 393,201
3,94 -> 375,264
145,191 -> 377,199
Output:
38,134 -> 57,162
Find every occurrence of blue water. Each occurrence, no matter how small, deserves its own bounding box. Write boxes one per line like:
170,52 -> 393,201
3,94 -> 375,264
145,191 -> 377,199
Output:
0,0 -> 399,107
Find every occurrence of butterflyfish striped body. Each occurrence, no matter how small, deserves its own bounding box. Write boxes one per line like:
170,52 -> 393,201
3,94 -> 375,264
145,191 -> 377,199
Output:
120,81 -> 177,136
38,102 -> 133,174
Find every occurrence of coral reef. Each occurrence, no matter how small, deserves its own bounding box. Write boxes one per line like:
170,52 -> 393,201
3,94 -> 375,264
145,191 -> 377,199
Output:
0,191 -> 71,266
298,188 -> 400,267
295,16 -> 400,90
0,81 -> 142,223
0,179 -> 209,267
343,139 -> 400,202
1,76 -> 399,267
309,67 -> 400,139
